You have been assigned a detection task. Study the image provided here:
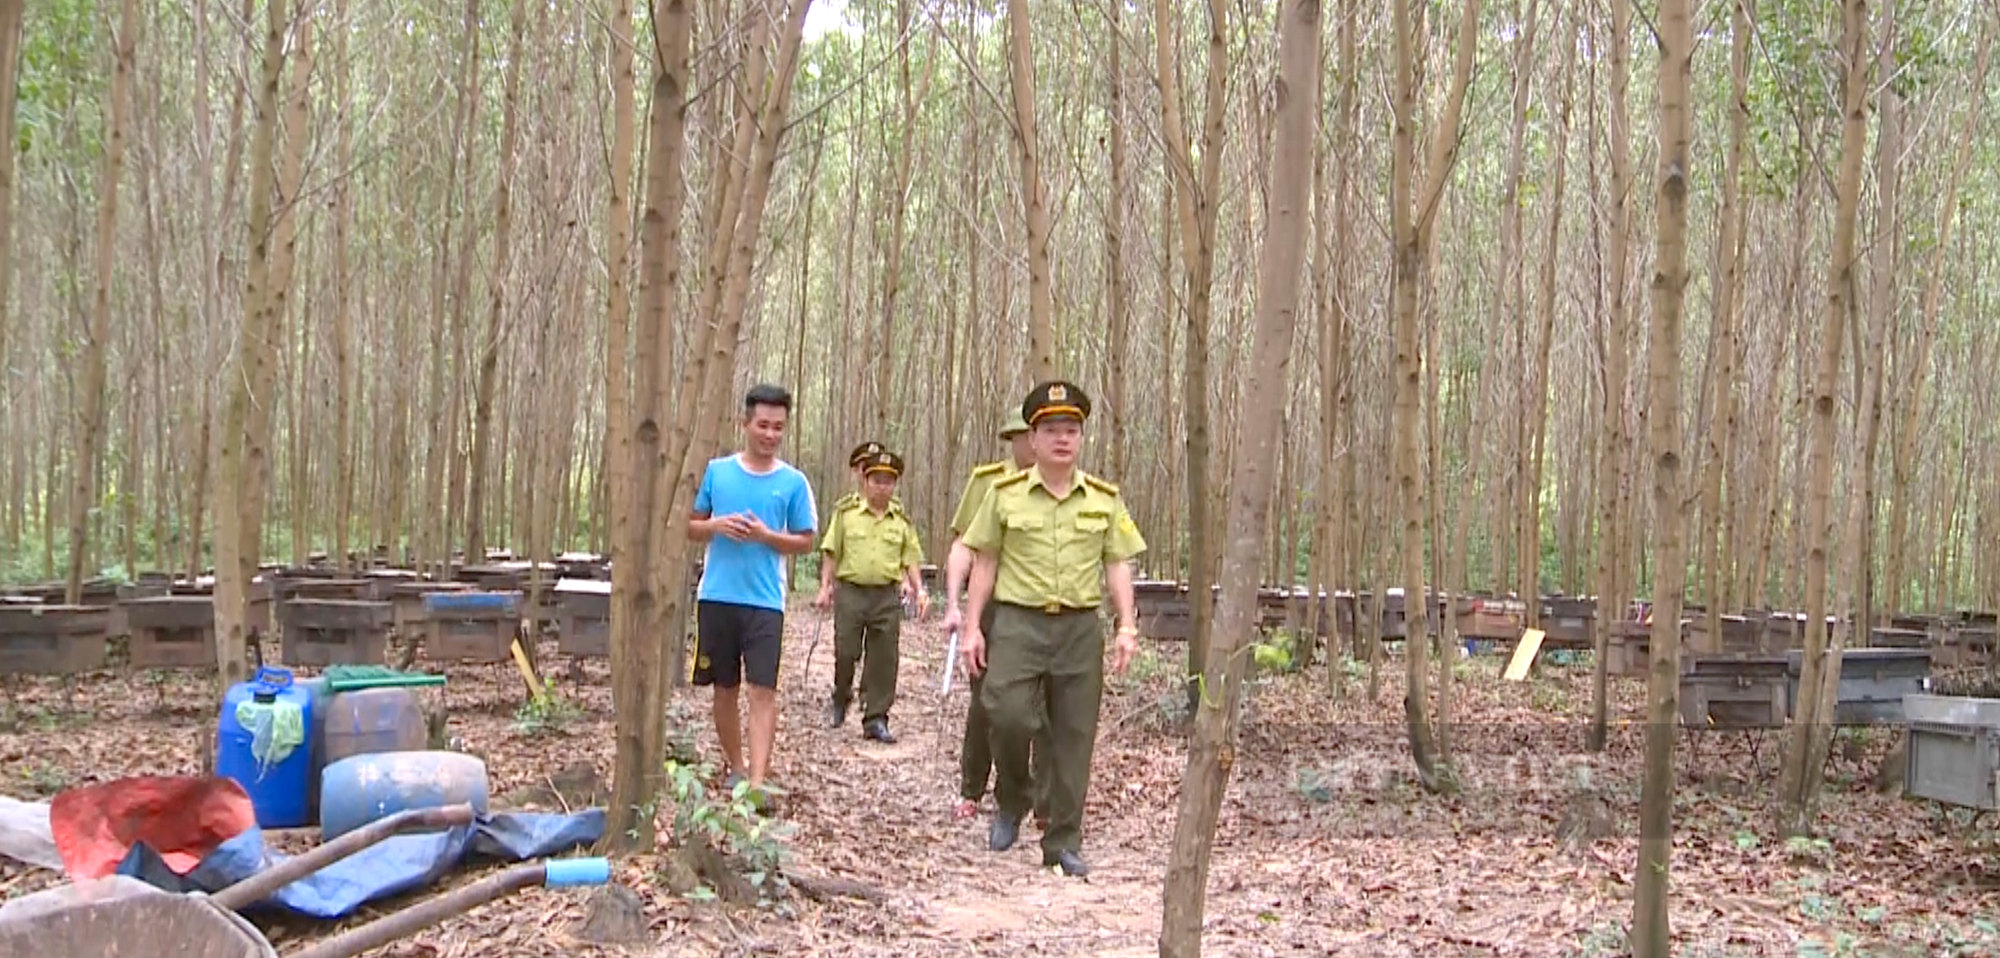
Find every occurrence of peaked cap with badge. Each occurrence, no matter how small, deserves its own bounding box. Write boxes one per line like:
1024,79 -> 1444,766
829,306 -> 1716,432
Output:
862,450 -> 904,478
848,441 -> 887,468
1022,380 -> 1091,427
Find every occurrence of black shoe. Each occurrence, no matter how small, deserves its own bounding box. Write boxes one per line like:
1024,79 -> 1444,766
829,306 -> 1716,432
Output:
1043,849 -> 1089,877
828,700 -> 848,728
863,717 -> 897,744
988,813 -> 1020,852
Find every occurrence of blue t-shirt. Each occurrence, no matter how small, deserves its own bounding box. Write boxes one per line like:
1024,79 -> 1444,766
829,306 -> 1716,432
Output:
693,454 -> 818,613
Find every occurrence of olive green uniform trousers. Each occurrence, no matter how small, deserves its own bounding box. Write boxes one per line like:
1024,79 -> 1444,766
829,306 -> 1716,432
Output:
980,603 -> 1103,856
832,582 -> 903,722
960,603 -> 1051,815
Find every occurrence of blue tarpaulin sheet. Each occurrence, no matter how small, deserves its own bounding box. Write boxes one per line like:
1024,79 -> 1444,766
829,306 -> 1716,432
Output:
111,809 -> 604,920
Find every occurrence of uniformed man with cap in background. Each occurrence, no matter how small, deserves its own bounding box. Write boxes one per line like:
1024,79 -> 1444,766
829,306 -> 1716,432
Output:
833,441 -> 889,514
942,409 -> 1050,825
815,449 -> 927,743
961,380 -> 1145,878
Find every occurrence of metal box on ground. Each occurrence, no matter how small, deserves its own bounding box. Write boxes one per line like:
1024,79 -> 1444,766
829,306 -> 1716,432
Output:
1679,655 -> 1790,728
123,596 -> 217,670
1783,647 -> 1931,725
1902,693 -> 2000,810
422,591 -> 522,663
279,599 -> 392,666
555,579 -> 612,657
0,606 -> 111,675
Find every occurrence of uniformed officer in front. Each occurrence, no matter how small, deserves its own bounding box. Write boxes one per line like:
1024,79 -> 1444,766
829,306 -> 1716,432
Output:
942,408 -> 1051,825
961,381 -> 1145,877
815,449 -> 927,743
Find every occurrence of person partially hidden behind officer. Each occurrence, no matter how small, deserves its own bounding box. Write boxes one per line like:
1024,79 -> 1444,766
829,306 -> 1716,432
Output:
815,449 -> 928,744
942,408 -> 1051,825
961,380 -> 1145,877
834,441 -> 900,515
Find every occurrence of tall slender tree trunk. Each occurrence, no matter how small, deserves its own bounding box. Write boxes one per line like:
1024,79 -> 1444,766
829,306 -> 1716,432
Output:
1525,13 -> 1575,615
1005,0 -> 1053,382
1160,4 -> 1319,952
1779,0 -> 1872,838
1587,0 -> 1634,753
606,0 -> 694,850
330,0 -> 354,573
1392,0 -> 1480,790
1698,0 -> 1753,642
1155,0 -> 1228,717
1630,0 -> 1693,949
1104,0 -> 1129,485
67,0 -> 140,601
466,0 -> 528,563
1885,20 -> 1990,614
214,0 -> 291,689
0,0 -> 22,475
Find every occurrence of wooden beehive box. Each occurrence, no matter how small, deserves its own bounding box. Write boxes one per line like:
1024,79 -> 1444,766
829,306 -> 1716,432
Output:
555,578 -> 613,658
1135,580 -> 1191,640
360,568 -> 421,601
423,591 -> 522,663
280,577 -> 372,603
1679,654 -> 1790,729
388,581 -> 474,634
1455,595 -> 1526,641
1903,693 -> 2000,810
1378,589 -> 1443,640
280,599 -> 392,666
1685,613 -> 1765,655
1606,621 -> 1652,677
1540,596 -> 1597,647
0,606 -> 111,675
1333,591 -> 1371,639
123,596 -> 217,670
168,577 -> 274,636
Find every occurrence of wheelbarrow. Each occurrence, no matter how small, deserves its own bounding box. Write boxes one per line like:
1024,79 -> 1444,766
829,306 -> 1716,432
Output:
0,804 -> 612,958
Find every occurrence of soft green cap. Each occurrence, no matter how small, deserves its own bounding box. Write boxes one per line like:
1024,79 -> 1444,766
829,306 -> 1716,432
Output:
998,410 -> 1030,439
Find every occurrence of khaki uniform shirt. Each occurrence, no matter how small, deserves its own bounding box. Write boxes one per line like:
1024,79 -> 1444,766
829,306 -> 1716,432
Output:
961,465 -> 1146,609
821,500 -> 924,587
949,460 -> 1020,538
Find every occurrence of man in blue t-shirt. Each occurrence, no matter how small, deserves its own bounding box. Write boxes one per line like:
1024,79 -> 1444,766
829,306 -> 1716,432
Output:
689,383 -> 819,802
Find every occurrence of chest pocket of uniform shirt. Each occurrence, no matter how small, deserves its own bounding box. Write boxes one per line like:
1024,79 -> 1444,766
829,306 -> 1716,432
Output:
880,527 -> 904,547
1005,514 -> 1044,534
1073,513 -> 1110,536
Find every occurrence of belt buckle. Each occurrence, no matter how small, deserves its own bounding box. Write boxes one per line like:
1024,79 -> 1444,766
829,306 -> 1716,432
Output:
1042,602 -> 1061,615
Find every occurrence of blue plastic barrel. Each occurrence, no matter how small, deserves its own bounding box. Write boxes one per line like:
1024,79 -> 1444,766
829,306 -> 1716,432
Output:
318,750 -> 490,840
216,665 -> 316,829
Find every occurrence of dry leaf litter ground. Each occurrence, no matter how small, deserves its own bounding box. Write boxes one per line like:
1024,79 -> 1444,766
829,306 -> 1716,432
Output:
1,607 -> 1997,957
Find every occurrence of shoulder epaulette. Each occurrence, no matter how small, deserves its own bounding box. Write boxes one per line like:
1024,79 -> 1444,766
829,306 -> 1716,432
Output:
970,461 -> 1008,479
833,491 -> 858,508
993,471 -> 1031,489
1083,473 -> 1120,496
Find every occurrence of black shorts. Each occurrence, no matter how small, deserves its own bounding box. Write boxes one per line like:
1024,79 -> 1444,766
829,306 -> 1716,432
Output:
693,600 -> 785,689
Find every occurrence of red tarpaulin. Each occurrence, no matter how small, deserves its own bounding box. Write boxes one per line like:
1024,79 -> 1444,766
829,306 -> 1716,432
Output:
49,777 -> 258,880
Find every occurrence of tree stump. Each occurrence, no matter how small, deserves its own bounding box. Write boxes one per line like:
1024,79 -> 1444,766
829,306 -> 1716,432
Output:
1555,789 -> 1614,851
573,884 -> 650,945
